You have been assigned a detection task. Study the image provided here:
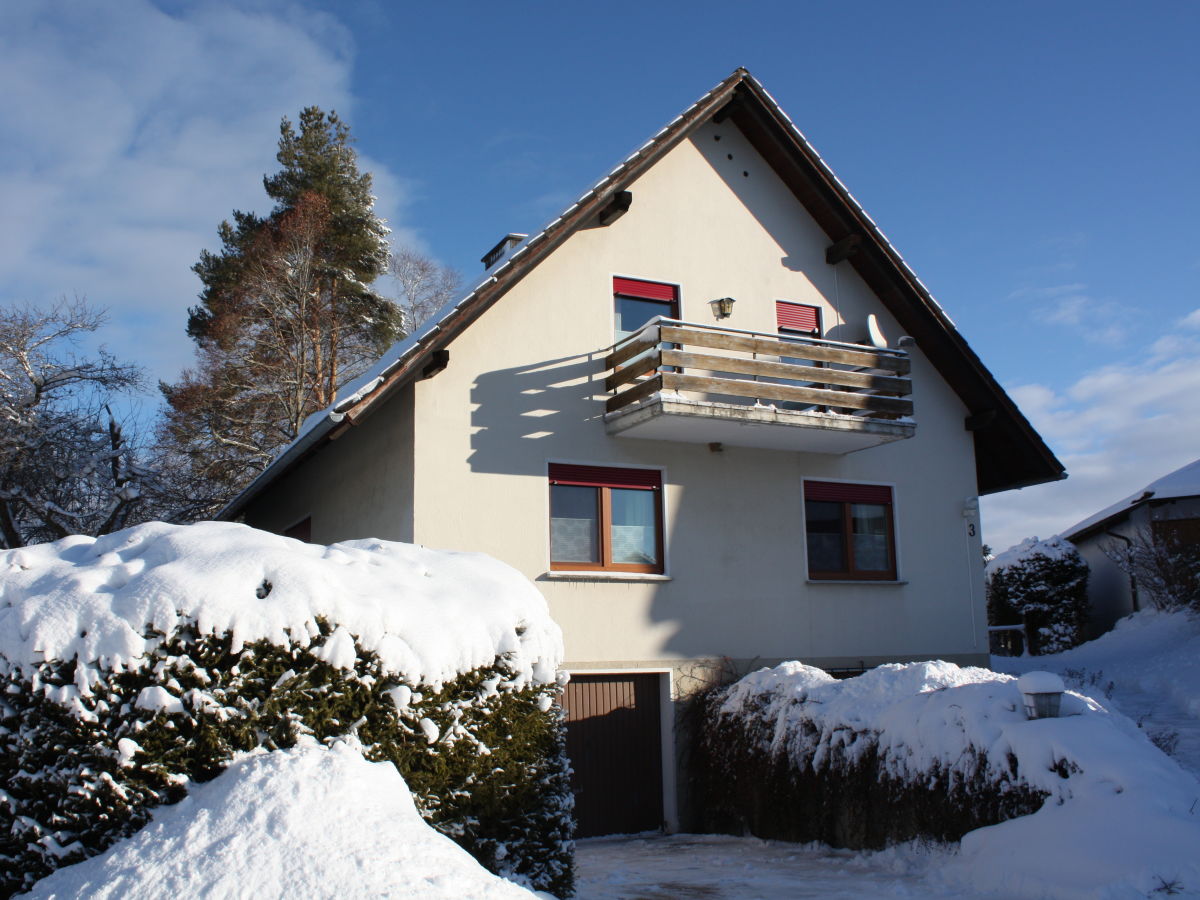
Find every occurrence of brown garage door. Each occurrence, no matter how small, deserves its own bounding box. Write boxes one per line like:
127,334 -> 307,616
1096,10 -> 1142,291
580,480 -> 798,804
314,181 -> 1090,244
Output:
564,673 -> 664,837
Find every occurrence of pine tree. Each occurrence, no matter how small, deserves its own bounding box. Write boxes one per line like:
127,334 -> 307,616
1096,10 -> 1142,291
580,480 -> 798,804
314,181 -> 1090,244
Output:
158,108 -> 401,518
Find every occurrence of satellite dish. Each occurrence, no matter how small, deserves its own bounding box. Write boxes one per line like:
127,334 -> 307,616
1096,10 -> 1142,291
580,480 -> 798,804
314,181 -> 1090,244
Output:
867,314 -> 887,349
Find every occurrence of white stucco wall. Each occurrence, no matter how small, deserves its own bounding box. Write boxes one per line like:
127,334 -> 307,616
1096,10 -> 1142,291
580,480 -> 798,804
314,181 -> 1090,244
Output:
402,120 -> 988,673
244,383 -> 416,545
1071,496 -> 1200,636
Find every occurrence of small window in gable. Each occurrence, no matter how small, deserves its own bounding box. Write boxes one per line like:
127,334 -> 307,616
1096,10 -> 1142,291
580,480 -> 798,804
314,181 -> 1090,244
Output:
804,481 -> 896,581
776,301 -> 821,337
550,463 -> 664,573
614,277 -> 679,341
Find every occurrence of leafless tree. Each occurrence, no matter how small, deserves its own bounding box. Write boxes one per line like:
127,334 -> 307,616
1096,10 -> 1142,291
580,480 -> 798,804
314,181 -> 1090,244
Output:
1102,527 -> 1200,612
0,298 -> 148,547
389,246 -> 461,335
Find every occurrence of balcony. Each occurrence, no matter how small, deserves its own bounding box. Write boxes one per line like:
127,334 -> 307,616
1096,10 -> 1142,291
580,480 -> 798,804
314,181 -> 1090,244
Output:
602,320 -> 915,454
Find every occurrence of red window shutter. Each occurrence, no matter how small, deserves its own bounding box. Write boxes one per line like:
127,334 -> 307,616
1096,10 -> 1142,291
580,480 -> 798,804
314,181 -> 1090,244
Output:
614,277 -> 678,302
805,481 -> 892,504
549,463 -> 662,490
776,301 -> 821,335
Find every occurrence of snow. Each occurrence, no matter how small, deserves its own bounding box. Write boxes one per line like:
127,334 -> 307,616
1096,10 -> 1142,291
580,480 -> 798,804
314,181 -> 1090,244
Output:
574,833 -> 976,899
1064,456 -> 1200,539
987,534 -> 1079,578
720,658 -> 1200,898
1016,671 -> 1066,695
995,608 -> 1200,779
0,521 -> 562,694
24,738 -> 537,900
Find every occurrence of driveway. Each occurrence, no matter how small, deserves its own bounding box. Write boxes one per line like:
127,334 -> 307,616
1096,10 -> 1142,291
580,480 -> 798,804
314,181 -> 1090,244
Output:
573,833 -> 1001,900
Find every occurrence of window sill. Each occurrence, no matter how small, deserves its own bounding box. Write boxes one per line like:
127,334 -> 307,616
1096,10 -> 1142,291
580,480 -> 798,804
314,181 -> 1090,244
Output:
539,571 -> 672,583
806,579 -> 908,585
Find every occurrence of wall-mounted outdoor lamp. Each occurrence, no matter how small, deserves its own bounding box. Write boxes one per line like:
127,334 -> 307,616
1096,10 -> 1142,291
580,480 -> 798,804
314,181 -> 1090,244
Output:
709,297 -> 736,320
1017,671 -> 1065,719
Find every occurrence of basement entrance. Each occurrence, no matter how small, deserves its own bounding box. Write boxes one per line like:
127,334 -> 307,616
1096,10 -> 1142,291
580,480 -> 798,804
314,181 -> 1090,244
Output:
564,673 -> 665,837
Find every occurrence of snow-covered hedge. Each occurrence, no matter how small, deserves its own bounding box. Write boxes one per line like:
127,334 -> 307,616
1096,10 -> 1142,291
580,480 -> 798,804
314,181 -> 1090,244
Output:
986,535 -> 1089,654
695,660 -> 1200,898
0,523 -> 573,898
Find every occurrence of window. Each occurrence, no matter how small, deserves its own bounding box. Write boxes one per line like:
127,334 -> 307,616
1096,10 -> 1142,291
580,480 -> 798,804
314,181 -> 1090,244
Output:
614,277 -> 679,342
549,463 -> 663,573
804,481 -> 896,580
775,301 -> 823,408
776,301 -> 821,338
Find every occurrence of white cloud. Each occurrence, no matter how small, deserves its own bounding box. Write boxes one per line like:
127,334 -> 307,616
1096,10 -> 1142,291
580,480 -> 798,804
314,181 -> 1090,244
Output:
1008,283 -> 1126,346
0,1 -> 410,385
982,310 -> 1200,552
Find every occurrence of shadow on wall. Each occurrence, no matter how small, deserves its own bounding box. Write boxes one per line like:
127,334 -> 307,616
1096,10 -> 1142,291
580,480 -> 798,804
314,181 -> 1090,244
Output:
689,130 -> 876,347
467,351 -> 605,475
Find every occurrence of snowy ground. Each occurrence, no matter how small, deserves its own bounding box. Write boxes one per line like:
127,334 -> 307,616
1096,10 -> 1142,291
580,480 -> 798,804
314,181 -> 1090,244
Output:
993,609 -> 1200,778
574,833 -> 997,900
576,613 -> 1200,900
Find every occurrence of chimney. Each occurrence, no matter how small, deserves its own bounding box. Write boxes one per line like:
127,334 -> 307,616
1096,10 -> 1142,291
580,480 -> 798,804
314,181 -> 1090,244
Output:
481,233 -> 527,270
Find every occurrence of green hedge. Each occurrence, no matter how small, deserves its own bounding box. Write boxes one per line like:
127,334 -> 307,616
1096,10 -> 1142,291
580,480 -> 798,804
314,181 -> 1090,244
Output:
691,686 -> 1046,849
0,622 -> 574,898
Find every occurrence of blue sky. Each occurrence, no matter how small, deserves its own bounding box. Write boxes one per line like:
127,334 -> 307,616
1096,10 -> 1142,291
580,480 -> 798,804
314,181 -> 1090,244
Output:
1,0 -> 1197,550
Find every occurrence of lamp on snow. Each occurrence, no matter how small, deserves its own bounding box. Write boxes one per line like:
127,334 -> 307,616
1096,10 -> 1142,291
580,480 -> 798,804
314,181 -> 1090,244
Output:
1017,671 -> 1065,720
709,297 -> 736,320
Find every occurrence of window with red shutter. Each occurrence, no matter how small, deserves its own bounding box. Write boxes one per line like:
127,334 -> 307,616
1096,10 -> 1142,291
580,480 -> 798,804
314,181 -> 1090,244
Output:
776,301 -> 821,336
549,464 -> 664,573
804,481 -> 896,580
775,302 -> 824,409
614,277 -> 679,341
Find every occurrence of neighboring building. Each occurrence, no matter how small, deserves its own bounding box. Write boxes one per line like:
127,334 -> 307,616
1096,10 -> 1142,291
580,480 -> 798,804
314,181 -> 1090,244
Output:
1063,458 -> 1200,636
221,68 -> 1063,835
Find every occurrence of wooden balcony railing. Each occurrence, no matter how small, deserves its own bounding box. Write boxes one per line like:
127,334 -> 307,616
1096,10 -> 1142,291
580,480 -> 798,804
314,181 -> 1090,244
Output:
604,320 -> 912,420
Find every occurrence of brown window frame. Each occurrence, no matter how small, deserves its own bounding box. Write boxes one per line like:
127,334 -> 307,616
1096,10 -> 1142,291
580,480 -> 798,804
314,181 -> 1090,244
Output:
549,464 -> 664,574
804,481 -> 897,581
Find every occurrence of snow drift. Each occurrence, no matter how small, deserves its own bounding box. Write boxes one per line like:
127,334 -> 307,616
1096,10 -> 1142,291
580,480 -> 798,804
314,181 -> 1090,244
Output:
24,738 -> 537,899
705,659 -> 1200,899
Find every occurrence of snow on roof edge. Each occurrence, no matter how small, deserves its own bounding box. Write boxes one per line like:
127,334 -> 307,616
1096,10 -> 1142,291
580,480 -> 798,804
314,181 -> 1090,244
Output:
1063,457 -> 1200,539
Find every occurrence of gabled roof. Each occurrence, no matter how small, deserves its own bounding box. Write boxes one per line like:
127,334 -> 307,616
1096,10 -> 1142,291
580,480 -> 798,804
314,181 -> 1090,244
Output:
1064,457 -> 1200,541
222,68 -> 1064,519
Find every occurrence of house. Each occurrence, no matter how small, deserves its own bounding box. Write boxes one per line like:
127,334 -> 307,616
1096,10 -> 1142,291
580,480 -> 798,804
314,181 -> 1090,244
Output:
1062,457 -> 1200,635
221,68 -> 1064,836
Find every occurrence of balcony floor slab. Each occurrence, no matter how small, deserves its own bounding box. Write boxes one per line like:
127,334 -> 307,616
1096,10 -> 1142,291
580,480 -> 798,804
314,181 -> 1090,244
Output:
604,394 -> 915,454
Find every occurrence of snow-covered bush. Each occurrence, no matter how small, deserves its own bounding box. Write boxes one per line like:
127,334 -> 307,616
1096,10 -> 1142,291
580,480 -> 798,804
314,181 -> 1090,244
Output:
693,660 -> 1200,897
692,662 -> 1045,848
986,535 -> 1089,655
0,523 -> 573,898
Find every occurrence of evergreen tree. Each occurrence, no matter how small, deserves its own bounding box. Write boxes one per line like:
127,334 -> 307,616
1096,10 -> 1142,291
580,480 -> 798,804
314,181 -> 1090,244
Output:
158,108 -> 400,518
986,536 -> 1090,655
